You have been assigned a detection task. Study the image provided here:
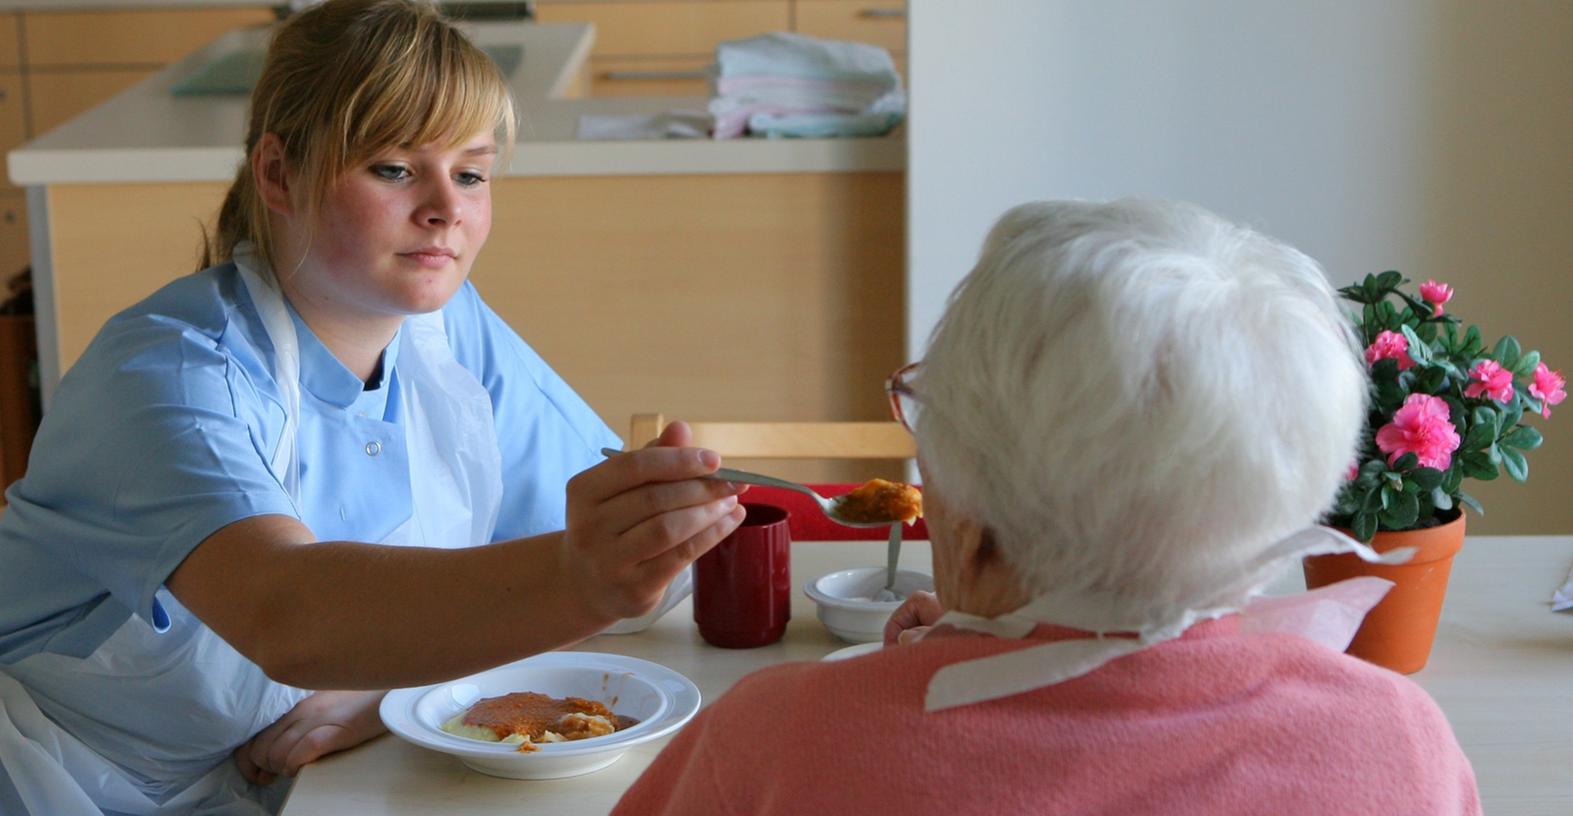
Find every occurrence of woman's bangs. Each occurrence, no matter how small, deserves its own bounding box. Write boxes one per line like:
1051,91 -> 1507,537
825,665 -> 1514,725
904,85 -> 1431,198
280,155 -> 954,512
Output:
341,30 -> 513,168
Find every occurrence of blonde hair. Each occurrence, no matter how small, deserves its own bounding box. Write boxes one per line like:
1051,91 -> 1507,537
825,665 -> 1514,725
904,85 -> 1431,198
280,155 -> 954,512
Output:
201,0 -> 516,273
916,199 -> 1367,611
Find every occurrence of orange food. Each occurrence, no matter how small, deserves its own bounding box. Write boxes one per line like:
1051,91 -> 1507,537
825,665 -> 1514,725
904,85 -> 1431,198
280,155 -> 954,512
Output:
835,478 -> 923,524
458,692 -> 638,753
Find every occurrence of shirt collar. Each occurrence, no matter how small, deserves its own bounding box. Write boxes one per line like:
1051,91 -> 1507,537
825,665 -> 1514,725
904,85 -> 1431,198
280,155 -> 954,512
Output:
287,306 -> 403,409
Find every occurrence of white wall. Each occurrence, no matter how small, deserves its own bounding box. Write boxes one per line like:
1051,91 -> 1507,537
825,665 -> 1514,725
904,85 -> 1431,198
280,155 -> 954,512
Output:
907,0 -> 1573,534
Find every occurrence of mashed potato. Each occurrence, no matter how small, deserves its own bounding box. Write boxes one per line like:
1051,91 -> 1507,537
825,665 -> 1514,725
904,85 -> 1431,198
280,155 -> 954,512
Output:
440,692 -> 635,753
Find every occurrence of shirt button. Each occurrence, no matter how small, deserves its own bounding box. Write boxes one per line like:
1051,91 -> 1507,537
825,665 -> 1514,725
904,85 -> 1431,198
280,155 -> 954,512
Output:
365,441 -> 382,457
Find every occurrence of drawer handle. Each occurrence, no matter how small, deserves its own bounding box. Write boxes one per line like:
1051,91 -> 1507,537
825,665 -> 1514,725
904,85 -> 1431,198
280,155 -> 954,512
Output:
858,8 -> 907,19
601,69 -> 711,82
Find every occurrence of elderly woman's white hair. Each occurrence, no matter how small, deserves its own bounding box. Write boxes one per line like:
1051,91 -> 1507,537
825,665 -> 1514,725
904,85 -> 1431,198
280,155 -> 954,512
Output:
915,199 -> 1367,615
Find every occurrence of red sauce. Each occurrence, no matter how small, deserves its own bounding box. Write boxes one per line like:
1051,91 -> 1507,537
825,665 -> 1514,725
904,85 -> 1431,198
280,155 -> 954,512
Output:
460,692 -> 639,753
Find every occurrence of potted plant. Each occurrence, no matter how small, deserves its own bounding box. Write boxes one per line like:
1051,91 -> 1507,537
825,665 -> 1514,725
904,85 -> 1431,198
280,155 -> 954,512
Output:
1306,271 -> 1564,673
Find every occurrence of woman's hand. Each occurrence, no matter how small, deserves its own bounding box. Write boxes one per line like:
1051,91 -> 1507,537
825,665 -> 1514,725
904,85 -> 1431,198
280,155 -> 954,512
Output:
234,690 -> 388,785
559,421 -> 747,627
883,590 -> 945,646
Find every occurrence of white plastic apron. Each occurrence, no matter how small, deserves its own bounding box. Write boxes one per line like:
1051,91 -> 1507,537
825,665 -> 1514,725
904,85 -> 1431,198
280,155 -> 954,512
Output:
922,527 -> 1414,712
0,252 -> 503,815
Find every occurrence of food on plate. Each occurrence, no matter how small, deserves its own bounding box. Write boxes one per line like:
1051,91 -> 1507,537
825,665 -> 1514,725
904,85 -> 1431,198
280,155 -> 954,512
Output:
441,692 -> 640,753
834,478 -> 923,524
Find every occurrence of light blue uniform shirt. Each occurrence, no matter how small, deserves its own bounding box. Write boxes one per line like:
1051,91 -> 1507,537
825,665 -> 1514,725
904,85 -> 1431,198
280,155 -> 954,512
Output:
0,263 -> 620,664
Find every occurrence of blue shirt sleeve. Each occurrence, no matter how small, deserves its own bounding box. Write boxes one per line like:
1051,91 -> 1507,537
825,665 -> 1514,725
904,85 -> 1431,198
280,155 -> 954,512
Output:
0,274 -> 298,660
440,282 -> 622,541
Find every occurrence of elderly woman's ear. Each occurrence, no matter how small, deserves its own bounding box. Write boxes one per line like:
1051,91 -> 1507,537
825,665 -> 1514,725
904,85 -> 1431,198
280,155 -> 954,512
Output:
927,491 -> 1031,618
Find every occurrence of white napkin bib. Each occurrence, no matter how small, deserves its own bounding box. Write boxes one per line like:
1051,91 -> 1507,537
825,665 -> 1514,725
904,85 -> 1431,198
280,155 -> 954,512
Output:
923,526 -> 1412,712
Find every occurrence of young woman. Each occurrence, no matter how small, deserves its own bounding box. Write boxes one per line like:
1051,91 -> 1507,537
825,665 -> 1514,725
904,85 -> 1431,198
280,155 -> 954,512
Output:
0,2 -> 744,813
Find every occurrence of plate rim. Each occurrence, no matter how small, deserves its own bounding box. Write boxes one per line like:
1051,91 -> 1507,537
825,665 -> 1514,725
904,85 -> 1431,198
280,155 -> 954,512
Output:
379,651 -> 701,762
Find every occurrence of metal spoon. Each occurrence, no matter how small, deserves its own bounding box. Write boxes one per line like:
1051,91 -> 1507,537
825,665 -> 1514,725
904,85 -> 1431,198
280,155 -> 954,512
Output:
598,449 -> 898,529
875,522 -> 901,602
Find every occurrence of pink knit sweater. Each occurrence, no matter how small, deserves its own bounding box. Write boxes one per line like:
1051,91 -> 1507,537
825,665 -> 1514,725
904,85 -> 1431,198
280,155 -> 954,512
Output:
614,617 -> 1480,815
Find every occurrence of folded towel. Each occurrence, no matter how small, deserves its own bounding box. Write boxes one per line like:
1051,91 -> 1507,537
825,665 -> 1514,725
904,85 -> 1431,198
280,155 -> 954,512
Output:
708,31 -> 904,139
716,31 -> 900,83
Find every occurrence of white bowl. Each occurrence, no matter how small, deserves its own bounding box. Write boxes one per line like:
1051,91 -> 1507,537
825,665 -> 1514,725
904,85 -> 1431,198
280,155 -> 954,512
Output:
379,652 -> 700,780
803,567 -> 935,643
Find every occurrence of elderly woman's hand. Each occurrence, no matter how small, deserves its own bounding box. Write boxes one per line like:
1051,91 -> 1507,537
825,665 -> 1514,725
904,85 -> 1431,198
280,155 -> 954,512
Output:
559,422 -> 747,627
883,590 -> 945,646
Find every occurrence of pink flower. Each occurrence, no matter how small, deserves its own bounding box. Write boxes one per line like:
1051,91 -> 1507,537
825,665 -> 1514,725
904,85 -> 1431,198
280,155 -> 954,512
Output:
1375,393 -> 1461,470
1419,279 -> 1453,317
1364,330 -> 1416,370
1345,461 -> 1360,481
1463,359 -> 1516,403
1530,362 -> 1567,418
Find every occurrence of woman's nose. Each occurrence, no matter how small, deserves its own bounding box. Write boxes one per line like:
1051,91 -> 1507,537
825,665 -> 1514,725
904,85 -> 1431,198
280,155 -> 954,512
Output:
415,181 -> 462,226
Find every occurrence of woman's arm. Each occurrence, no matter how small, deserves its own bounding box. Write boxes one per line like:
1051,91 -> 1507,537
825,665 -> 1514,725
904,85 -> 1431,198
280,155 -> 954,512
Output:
169,427 -> 745,689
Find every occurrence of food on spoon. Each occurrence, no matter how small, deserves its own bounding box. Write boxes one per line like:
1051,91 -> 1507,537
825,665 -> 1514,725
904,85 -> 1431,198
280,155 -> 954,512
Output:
441,692 -> 639,753
834,478 -> 923,524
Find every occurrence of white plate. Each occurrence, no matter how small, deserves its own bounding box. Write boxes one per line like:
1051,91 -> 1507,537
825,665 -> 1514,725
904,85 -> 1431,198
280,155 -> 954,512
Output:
821,641 -> 883,662
379,651 -> 701,780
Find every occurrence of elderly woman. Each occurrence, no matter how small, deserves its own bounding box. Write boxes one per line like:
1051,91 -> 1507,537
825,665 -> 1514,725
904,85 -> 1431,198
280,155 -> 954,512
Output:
614,200 -> 1480,815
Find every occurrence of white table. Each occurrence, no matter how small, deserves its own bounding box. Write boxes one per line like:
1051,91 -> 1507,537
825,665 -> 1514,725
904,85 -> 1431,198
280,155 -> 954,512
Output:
280,536 -> 1573,815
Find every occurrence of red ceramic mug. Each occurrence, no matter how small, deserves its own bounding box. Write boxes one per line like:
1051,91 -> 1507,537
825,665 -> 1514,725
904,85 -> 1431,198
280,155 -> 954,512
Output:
694,502 -> 791,648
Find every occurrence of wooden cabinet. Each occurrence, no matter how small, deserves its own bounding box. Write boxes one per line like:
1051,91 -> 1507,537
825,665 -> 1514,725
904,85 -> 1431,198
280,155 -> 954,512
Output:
24,8 -> 276,68
0,13 -> 19,70
1,73 -> 23,193
0,194 -> 26,283
537,2 -> 790,56
1,7 -> 273,473
794,0 -> 907,54
538,1 -> 789,97
26,69 -> 156,137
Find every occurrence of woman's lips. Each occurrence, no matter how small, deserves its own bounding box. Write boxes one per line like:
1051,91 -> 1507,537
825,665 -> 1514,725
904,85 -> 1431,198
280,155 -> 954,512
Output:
399,250 -> 456,269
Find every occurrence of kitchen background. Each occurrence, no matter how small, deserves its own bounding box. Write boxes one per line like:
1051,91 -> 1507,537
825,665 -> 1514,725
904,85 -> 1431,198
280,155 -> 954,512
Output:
3,0 -> 1570,535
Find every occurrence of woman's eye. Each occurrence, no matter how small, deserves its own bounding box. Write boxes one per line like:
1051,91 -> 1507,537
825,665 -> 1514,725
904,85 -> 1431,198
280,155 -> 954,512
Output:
373,164 -> 411,181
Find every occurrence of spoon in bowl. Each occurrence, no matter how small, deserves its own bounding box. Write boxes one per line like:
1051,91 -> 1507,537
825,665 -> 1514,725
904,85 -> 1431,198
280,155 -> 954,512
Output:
598,449 -> 897,529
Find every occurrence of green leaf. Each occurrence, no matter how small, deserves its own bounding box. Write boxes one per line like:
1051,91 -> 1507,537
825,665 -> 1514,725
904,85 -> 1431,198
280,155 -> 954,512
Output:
1501,425 -> 1543,450
1462,325 -> 1483,357
1460,451 -> 1499,481
1473,405 -> 1501,436
1460,422 -> 1495,451
1441,467 -> 1463,494
1377,301 -> 1398,328
1487,443 -> 1502,465
1500,446 -> 1529,482
1513,349 -> 1541,378
1409,467 -> 1444,491
1391,452 -> 1419,471
1499,397 -> 1524,436
1380,484 -> 1396,510
1416,366 -> 1447,394
1458,491 -> 1485,516
1361,486 -> 1385,513
1376,270 -> 1404,291
1443,396 -> 1467,428
1352,511 -> 1379,543
1430,487 -> 1454,512
1492,335 -> 1522,369
1399,325 -> 1431,364
1380,489 -> 1420,529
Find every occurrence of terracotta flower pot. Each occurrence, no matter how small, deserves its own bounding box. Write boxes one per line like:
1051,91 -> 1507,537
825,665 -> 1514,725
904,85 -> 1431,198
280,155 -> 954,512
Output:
1301,512 -> 1465,674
